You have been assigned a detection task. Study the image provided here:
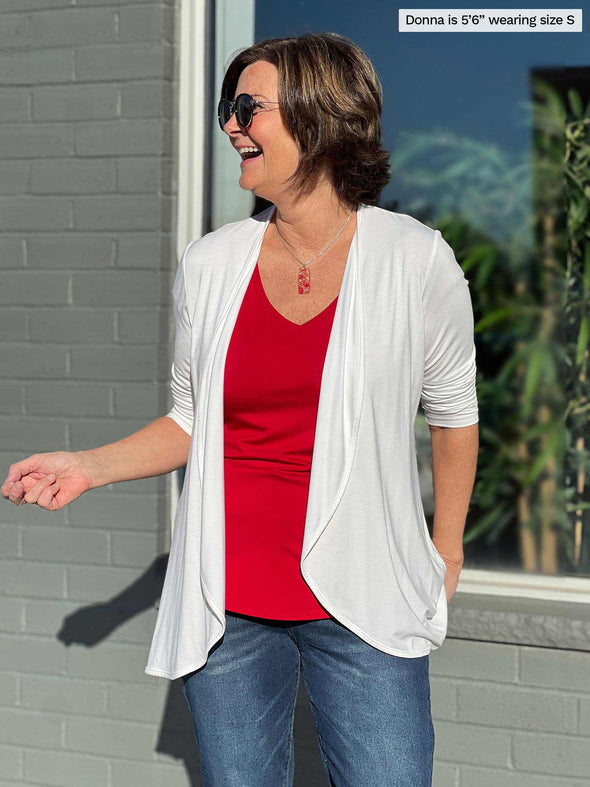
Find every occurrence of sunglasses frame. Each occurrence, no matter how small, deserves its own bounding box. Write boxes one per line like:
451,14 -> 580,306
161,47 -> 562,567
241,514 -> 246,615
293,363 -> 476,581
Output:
217,93 -> 279,131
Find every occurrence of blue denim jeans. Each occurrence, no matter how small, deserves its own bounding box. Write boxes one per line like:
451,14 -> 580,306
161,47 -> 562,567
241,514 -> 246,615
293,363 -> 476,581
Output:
181,610 -> 435,786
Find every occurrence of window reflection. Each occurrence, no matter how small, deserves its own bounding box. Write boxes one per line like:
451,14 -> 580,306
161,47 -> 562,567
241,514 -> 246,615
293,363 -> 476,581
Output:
210,0 -> 590,577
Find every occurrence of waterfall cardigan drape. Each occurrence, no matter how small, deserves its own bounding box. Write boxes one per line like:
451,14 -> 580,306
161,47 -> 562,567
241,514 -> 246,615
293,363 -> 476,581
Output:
145,202 -> 479,680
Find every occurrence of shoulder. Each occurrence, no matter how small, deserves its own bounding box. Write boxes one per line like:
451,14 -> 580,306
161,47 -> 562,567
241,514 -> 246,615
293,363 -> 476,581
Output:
360,204 -> 464,294
361,204 -> 436,259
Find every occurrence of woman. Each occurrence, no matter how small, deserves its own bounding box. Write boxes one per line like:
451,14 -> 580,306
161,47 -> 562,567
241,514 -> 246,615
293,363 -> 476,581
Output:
2,32 -> 478,786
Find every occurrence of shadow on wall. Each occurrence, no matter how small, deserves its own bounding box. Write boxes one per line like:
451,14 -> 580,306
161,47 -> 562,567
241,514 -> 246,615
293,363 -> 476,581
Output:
56,554 -> 330,786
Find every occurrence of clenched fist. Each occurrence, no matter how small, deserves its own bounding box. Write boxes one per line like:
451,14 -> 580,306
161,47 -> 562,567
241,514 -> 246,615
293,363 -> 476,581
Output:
1,452 -> 93,512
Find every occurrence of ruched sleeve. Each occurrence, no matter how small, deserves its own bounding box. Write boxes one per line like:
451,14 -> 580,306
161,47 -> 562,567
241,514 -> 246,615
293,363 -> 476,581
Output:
420,230 -> 479,428
165,243 -> 195,435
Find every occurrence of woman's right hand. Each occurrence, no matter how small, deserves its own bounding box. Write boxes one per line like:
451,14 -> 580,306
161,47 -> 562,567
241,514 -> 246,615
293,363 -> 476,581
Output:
1,452 -> 93,512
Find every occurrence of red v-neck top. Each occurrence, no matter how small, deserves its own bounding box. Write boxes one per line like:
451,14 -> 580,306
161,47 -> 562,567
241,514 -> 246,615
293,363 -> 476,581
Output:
223,261 -> 337,620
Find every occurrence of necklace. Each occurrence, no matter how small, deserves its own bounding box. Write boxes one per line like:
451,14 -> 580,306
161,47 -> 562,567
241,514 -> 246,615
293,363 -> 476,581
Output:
274,206 -> 355,294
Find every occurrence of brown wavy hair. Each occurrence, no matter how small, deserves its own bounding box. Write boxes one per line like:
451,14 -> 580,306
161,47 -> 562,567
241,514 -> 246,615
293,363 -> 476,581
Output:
220,32 -> 391,209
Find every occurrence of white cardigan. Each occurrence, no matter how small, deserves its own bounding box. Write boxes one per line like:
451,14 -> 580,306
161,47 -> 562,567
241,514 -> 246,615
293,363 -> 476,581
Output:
145,202 -> 478,680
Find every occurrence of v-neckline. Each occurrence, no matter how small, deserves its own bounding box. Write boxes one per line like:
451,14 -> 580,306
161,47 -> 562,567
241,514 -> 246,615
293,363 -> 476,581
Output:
253,262 -> 339,327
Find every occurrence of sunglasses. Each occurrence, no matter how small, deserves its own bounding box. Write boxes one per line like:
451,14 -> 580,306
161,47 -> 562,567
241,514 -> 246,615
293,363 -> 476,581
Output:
217,93 -> 279,131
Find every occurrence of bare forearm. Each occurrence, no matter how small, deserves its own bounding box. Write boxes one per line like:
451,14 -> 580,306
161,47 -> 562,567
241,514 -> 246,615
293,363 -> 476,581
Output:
75,416 -> 191,490
429,423 -> 478,564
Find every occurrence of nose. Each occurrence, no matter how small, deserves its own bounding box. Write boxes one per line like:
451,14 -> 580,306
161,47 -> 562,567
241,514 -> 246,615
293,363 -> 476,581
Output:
222,108 -> 242,136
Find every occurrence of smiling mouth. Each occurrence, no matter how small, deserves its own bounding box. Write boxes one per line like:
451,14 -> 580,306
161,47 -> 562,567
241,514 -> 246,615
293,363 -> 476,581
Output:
240,153 -> 263,165
240,151 -> 263,161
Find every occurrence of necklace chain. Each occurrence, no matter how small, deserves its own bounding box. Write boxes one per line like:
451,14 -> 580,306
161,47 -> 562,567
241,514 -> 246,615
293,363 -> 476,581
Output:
274,207 -> 355,294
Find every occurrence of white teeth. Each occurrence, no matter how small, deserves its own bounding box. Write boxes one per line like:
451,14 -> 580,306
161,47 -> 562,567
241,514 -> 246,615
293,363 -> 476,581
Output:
239,146 -> 261,157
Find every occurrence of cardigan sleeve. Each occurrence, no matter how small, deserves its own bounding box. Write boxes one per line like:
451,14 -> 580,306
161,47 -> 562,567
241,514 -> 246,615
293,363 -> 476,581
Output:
165,243 -> 195,436
420,230 -> 479,428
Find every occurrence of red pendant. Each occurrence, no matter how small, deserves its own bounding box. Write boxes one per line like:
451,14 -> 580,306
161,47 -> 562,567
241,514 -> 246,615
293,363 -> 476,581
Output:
298,265 -> 310,294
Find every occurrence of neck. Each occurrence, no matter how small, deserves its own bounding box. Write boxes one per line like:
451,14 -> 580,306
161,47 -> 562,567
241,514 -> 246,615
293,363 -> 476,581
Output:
271,189 -> 357,254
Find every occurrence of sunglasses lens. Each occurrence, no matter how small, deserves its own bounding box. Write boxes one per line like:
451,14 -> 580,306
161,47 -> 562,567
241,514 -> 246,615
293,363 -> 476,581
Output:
218,100 -> 230,129
235,95 -> 253,128
218,95 -> 254,130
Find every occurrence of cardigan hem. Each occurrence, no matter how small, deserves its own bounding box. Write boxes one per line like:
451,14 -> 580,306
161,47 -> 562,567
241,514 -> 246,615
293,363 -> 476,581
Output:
300,567 -> 444,660
144,628 -> 438,680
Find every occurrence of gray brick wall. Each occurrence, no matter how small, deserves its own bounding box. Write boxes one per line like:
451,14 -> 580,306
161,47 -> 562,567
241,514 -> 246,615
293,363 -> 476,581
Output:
430,639 -> 590,785
2,2 -> 589,786
0,1 -> 201,785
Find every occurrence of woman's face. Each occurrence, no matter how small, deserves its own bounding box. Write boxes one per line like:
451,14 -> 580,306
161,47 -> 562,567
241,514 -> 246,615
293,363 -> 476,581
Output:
222,60 -> 301,203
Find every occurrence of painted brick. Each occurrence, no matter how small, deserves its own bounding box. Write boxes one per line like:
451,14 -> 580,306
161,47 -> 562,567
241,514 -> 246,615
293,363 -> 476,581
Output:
456,683 -> 578,733
0,9 -> 116,50
70,346 -> 158,380
118,5 -> 171,42
73,194 -> 160,230
73,269 -> 158,306
24,748 -> 109,787
0,271 -> 69,305
0,522 -> 19,557
520,646 -> 590,693
431,762 -> 458,787
0,414 -> 67,451
20,674 -> 106,717
0,236 -> 24,267
115,232 -> 162,268
117,308 -> 162,343
75,42 -> 171,82
26,382 -> 111,416
0,88 -> 29,122
0,0 -> 74,10
22,524 -> 109,564
0,743 -> 22,781
3,8 -> 177,781
27,233 -> 113,269
576,697 -> 590,735
105,608 -> 161,646
112,761 -> 192,787
31,158 -> 116,194
0,161 -> 29,194
0,596 -> 23,633
512,730 -> 590,779
430,676 -> 457,721
118,156 -> 161,192
113,381 -> 160,416
0,382 -> 24,414
66,715 -> 158,759
121,81 -> 171,118
0,309 -> 27,340
0,673 -> 19,706
67,564 -> 140,601
0,345 -> 68,380
0,49 -> 72,85
66,640 -> 155,683
433,719 -> 511,767
74,119 -> 164,157
0,560 -> 66,599
0,124 -> 73,157
0,196 -> 71,230
459,764 -> 590,786
0,632 -> 66,674
111,530 -> 159,568
29,310 -> 115,342
32,84 -> 118,121
24,598 -> 83,636
106,680 -> 166,721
